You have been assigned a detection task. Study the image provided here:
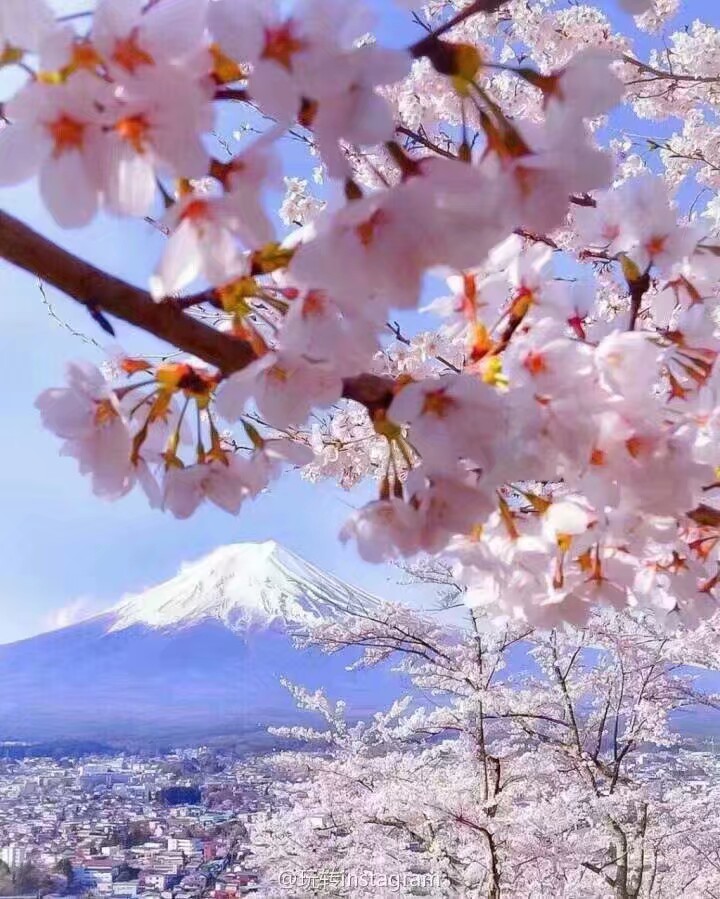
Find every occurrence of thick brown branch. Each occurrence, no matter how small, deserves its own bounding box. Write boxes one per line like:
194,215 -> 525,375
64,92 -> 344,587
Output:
0,210 -> 395,410
0,210 -> 255,373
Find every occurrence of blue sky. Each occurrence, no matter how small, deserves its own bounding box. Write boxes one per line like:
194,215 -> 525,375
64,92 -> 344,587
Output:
0,0 -> 717,644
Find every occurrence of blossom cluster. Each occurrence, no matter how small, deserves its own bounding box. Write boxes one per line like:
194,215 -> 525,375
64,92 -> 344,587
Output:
6,0 -> 720,626
36,356 -> 312,519
252,601 -> 720,898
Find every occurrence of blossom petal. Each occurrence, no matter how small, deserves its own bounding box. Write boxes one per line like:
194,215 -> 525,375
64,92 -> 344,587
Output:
39,153 -> 98,228
0,123 -> 44,186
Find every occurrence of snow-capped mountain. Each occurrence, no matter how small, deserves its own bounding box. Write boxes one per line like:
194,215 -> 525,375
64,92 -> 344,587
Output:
110,541 -> 384,634
0,543 -> 401,743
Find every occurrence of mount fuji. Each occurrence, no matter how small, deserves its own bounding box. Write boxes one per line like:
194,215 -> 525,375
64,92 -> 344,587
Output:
0,542 -> 404,743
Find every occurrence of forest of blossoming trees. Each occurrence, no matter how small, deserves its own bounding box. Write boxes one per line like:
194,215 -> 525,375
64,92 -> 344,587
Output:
3,0 -> 720,893
254,589 -> 720,897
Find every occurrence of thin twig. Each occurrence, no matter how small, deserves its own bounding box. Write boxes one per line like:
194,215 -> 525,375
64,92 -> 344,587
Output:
37,281 -> 102,350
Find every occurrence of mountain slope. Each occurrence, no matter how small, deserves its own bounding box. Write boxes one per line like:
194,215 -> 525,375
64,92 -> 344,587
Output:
0,543 -> 401,743
110,541 -> 384,633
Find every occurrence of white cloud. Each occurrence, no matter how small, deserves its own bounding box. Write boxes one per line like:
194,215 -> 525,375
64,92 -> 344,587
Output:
41,597 -> 104,633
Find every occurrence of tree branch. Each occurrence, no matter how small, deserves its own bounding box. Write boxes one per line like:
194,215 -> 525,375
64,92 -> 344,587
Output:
0,0 -> 515,413
0,210 -> 255,372
622,54 -> 720,86
0,210 -> 395,409
214,87 -> 250,103
581,861 -> 617,890
409,0 -> 508,60
396,125 -> 459,161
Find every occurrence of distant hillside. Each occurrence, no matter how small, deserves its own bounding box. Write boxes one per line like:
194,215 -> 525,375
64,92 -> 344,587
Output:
0,542 -> 403,741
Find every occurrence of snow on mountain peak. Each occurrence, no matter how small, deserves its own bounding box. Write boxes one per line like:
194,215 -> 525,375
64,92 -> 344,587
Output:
109,541 -> 384,634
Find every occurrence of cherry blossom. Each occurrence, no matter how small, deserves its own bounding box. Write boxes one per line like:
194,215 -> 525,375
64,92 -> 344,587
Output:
35,362 -> 135,500
162,454 -> 254,519
307,45 -> 411,177
388,372 -> 506,471
209,0 -> 407,173
250,593 -> 720,897
245,437 -> 315,493
340,498 -> 422,562
96,65 -> 214,217
91,0 -> 209,78
593,330 -> 665,401
0,75 -> 108,228
520,47 -> 624,120
150,191 -> 245,299
278,288 -> 380,375
290,179 -> 445,313
215,351 -> 342,428
0,0 -> 54,54
577,176 -> 701,274
221,134 -> 283,247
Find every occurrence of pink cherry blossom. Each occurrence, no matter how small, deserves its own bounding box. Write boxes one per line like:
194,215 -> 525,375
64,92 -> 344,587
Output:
246,438 -> 315,494
306,45 -> 411,178
209,0 -> 395,158
15,0 -> 720,632
0,75 -> 108,227
221,134 -> 284,247
291,181 -> 439,312
388,373 -> 506,472
215,352 -> 342,428
96,65 -> 214,217
91,0 -> 209,77
542,48 -> 624,120
594,330 -> 665,401
161,454 -> 254,519
278,288 -> 380,375
0,0 -> 55,52
340,498 -> 422,562
35,362 -> 135,500
149,192 -> 244,300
